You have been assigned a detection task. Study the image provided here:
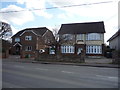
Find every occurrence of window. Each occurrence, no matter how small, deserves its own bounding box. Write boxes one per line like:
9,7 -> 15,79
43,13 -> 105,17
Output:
25,46 -> 32,51
86,33 -> 101,40
86,45 -> 102,54
62,34 -> 73,40
25,36 -> 32,40
49,46 -> 55,54
76,34 -> 83,40
15,37 -> 20,42
61,45 -> 74,53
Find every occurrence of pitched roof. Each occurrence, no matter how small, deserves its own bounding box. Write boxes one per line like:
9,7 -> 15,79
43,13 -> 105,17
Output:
107,29 -> 120,42
12,27 -> 49,37
58,21 -> 105,34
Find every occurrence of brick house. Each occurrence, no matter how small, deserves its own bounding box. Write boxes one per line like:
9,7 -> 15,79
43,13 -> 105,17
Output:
58,21 -> 105,58
11,27 -> 55,58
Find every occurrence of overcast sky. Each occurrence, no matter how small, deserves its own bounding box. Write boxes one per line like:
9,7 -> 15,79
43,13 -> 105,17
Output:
0,0 -> 119,44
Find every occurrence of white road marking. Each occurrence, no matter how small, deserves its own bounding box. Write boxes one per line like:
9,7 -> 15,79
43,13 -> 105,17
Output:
61,71 -> 74,74
35,68 -> 48,71
108,76 -> 118,79
96,75 -> 118,81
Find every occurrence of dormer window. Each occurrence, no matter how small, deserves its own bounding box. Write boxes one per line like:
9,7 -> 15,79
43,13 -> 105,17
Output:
15,37 -> 20,42
25,36 -> 32,40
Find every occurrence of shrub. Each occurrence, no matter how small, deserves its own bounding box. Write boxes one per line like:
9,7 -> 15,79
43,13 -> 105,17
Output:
25,54 -> 29,58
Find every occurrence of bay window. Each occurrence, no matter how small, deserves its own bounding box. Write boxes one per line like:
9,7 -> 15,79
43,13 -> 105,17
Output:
86,45 -> 102,54
61,45 -> 75,53
86,33 -> 101,40
62,34 -> 73,40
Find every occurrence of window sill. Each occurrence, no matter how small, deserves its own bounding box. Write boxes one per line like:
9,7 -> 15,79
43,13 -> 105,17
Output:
86,40 -> 101,41
86,53 -> 102,54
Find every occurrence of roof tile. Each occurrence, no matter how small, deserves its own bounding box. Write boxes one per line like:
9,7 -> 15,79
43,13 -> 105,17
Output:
58,21 -> 105,34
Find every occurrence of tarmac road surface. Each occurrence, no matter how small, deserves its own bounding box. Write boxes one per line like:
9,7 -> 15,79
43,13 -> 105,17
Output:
2,61 -> 119,88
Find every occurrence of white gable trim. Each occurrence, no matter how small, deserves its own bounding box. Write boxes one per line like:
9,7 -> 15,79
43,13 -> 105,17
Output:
42,30 -> 48,37
13,43 -> 22,47
20,30 -> 38,36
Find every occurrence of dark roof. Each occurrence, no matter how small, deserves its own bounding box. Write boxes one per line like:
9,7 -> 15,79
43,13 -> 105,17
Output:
12,27 -> 49,37
107,29 -> 120,42
58,21 -> 105,34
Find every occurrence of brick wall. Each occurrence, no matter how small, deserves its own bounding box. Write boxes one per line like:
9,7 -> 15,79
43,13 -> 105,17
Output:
35,51 -> 85,63
21,51 -> 35,58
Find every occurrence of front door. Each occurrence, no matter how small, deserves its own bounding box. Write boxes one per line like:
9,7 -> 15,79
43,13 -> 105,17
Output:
15,46 -> 21,55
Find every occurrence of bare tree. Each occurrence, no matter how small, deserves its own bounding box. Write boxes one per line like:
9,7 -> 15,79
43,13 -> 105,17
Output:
52,28 -> 59,42
52,28 -> 73,54
52,27 -> 73,44
0,21 -> 12,40
59,34 -> 74,44
52,28 -> 59,54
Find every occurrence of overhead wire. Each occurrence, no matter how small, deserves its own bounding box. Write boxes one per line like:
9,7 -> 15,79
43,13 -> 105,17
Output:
0,1 -> 114,13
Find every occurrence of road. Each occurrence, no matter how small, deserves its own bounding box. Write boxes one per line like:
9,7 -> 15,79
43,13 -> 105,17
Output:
2,61 -> 119,88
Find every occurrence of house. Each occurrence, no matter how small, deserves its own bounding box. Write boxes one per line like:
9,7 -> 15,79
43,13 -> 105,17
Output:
11,27 -> 55,58
58,21 -> 105,58
107,29 -> 120,51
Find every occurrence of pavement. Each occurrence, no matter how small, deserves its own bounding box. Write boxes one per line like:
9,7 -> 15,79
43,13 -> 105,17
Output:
2,55 -> 119,68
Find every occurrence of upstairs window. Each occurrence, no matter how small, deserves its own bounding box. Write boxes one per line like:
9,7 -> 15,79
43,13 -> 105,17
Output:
76,34 -> 83,40
15,37 -> 20,42
62,34 -> 73,40
86,33 -> 101,40
25,36 -> 32,40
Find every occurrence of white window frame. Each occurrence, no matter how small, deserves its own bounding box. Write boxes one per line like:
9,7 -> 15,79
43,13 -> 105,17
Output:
25,46 -> 32,51
25,36 -> 32,40
86,45 -> 102,54
49,46 -> 55,54
62,34 -> 73,40
76,34 -> 83,40
15,37 -> 20,42
61,45 -> 74,53
86,33 -> 101,40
